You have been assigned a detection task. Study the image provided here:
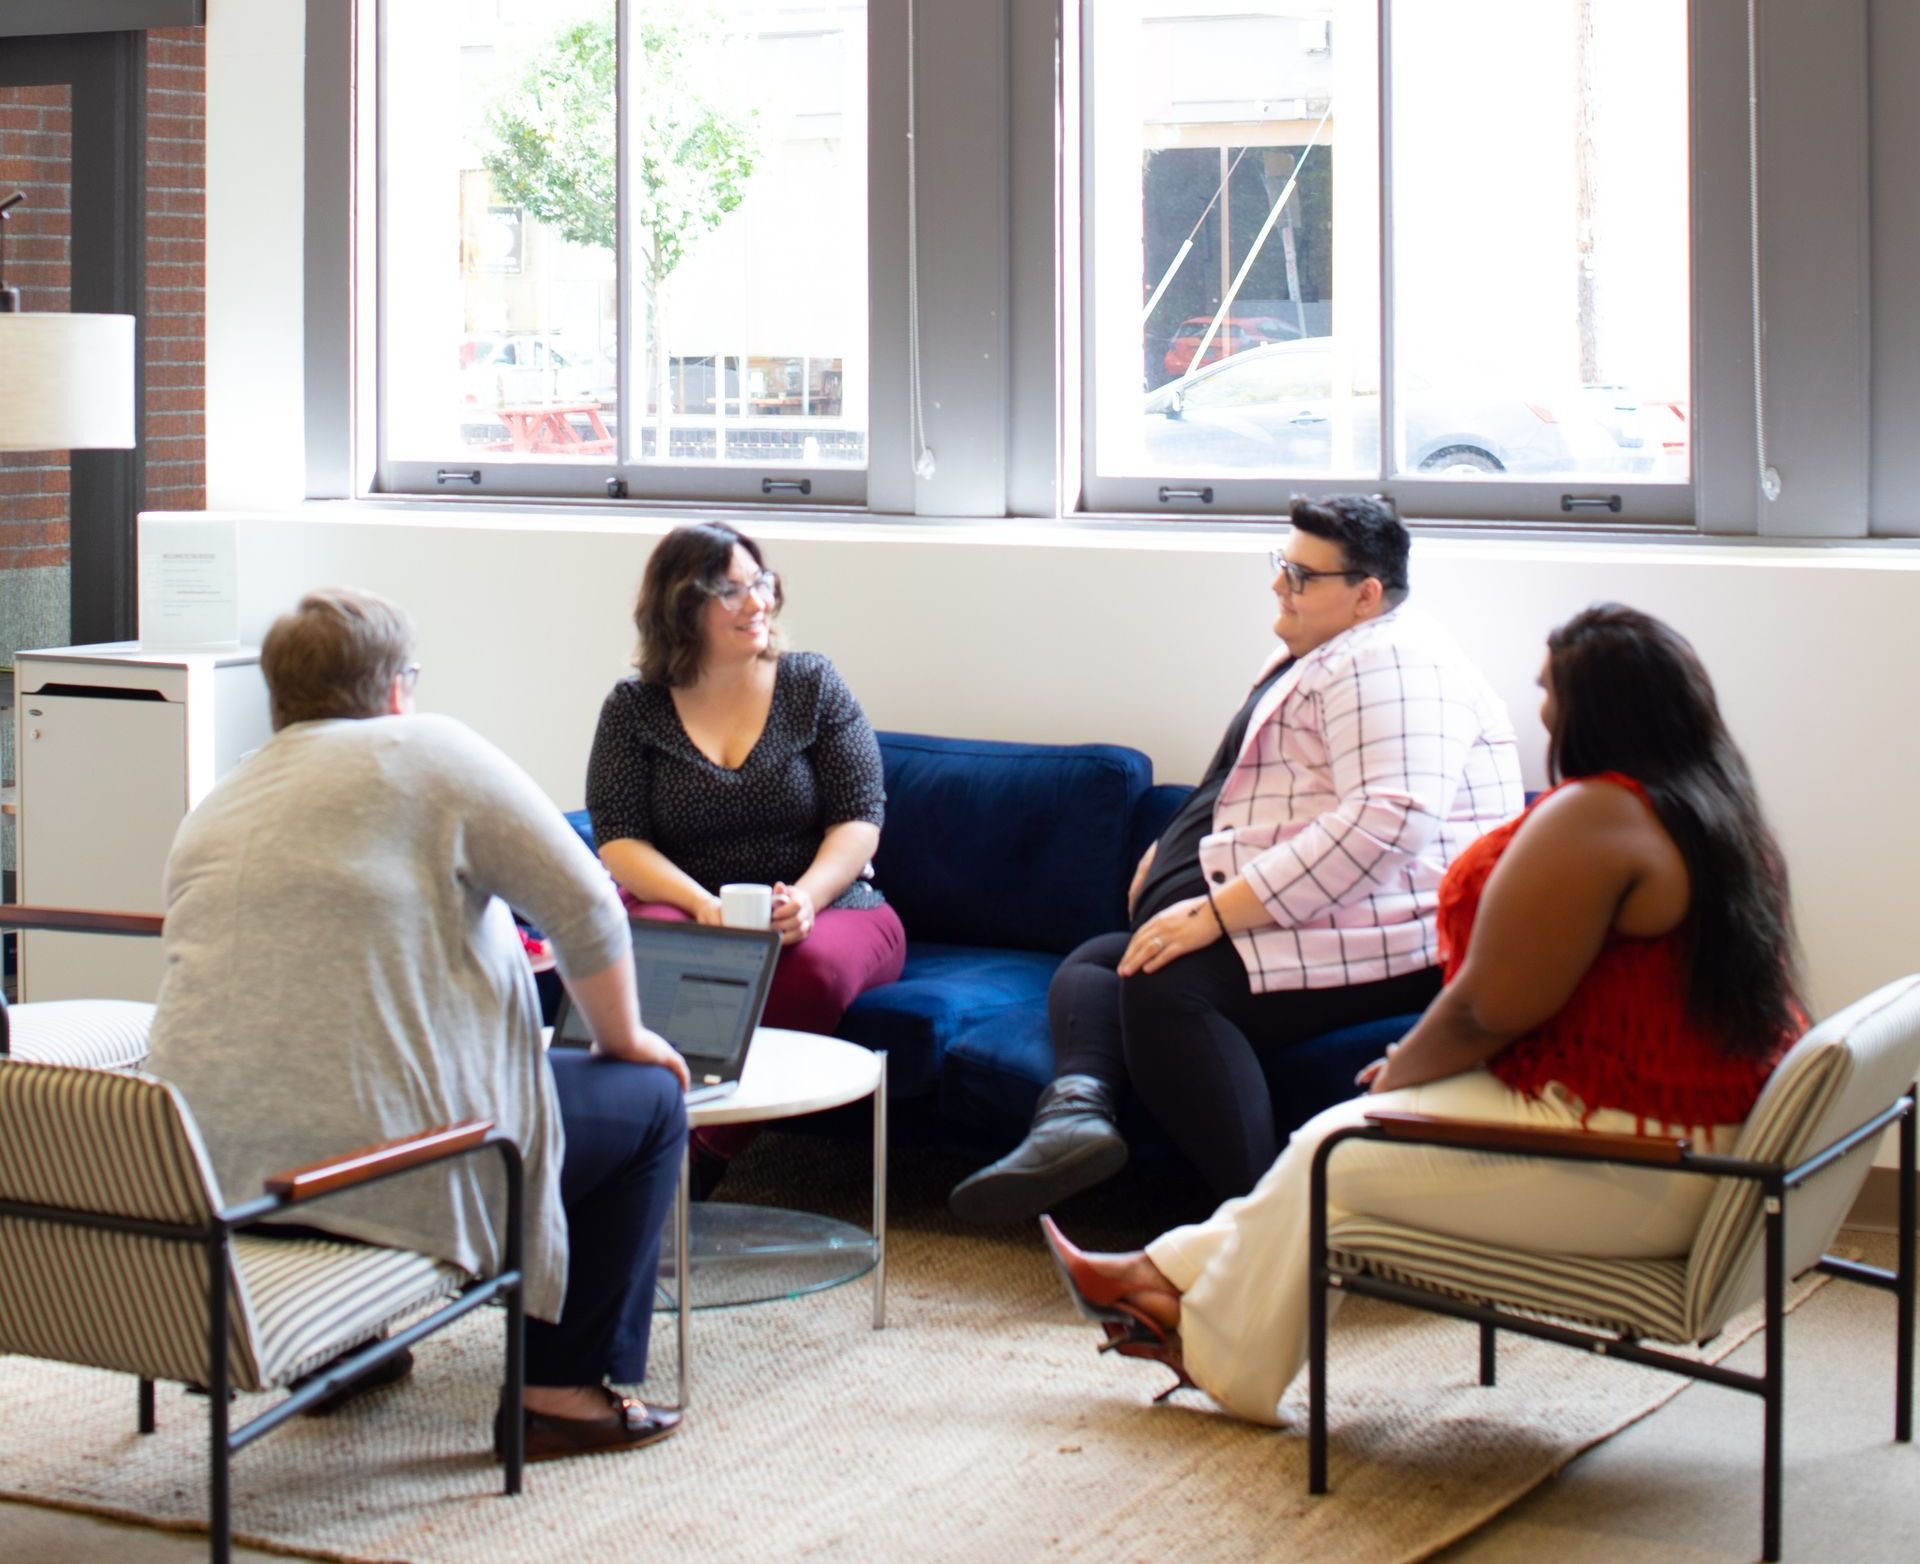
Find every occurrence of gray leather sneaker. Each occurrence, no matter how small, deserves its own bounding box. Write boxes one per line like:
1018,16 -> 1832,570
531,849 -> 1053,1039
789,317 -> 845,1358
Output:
948,1074 -> 1128,1225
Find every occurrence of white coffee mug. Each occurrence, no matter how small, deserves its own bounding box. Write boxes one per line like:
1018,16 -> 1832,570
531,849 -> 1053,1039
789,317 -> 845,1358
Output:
719,883 -> 774,931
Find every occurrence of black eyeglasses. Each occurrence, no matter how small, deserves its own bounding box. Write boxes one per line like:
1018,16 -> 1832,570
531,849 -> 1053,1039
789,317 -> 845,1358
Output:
1268,548 -> 1366,594
704,569 -> 779,612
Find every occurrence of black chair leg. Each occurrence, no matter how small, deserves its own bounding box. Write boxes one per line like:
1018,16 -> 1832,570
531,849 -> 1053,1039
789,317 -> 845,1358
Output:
503,1280 -> 525,1495
1308,1151 -> 1333,1496
1762,1193 -> 1786,1563
207,1235 -> 233,1564
1479,1323 -> 1497,1387
138,1378 -> 155,1434
1897,1095 -> 1915,1444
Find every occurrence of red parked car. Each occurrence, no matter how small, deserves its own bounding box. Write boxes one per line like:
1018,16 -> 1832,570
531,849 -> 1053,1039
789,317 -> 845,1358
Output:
1161,314 -> 1293,377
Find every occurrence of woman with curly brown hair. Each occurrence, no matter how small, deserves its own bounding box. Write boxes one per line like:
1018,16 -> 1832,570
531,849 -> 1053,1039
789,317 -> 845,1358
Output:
586,523 -> 906,1187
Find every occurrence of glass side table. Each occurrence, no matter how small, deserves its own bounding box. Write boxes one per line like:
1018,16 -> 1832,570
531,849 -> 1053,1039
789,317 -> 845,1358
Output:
657,1028 -> 887,1409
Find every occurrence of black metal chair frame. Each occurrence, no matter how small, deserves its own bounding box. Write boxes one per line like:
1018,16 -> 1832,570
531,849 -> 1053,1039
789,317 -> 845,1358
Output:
1307,1087 -> 1916,1563
0,1121 -> 527,1564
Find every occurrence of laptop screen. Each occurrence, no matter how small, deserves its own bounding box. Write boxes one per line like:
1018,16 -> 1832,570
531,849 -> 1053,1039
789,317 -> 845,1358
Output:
553,919 -> 779,1072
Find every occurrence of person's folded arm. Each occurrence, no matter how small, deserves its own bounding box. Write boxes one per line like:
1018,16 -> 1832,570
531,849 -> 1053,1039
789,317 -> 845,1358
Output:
598,836 -> 722,923
1366,783 -> 1645,1093
1236,649 -> 1474,929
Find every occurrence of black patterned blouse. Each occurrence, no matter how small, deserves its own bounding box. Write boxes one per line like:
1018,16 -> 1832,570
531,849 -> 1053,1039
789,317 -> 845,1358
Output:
585,651 -> 888,910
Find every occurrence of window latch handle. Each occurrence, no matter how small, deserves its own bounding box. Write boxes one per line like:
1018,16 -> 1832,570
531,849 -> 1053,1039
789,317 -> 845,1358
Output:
436,469 -> 482,487
1560,493 -> 1622,513
761,477 -> 813,496
1159,485 -> 1214,505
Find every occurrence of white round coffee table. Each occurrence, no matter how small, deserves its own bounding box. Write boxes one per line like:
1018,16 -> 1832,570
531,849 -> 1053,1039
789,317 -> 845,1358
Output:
661,1028 -> 888,1409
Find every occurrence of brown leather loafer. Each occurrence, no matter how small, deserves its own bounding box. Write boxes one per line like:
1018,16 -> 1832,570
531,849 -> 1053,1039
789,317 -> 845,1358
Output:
497,1388 -> 682,1464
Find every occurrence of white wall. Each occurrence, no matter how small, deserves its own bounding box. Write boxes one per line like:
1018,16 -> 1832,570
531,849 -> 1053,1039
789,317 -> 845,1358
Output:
204,0 -> 307,509
224,506 -> 1920,1030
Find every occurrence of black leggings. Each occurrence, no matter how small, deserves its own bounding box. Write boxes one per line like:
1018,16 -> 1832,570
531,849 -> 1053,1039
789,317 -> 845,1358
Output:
1048,932 -> 1441,1199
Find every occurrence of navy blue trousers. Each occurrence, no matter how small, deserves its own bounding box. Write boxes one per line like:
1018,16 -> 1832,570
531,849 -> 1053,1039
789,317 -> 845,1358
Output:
530,1051 -> 687,1386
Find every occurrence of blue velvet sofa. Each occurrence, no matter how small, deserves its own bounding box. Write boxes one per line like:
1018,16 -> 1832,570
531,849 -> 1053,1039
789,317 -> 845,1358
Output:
563,731 -> 1418,1147
829,732 -> 1417,1144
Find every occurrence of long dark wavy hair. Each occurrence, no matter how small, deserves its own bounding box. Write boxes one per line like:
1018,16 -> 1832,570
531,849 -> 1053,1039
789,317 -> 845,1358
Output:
1546,604 -> 1802,1057
631,522 -> 784,687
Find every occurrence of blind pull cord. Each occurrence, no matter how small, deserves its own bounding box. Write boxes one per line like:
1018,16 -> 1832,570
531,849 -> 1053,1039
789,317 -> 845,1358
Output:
906,0 -> 936,481
1750,0 -> 1781,503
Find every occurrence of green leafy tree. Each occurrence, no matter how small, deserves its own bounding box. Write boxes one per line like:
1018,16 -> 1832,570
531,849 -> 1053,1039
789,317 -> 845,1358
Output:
482,7 -> 757,439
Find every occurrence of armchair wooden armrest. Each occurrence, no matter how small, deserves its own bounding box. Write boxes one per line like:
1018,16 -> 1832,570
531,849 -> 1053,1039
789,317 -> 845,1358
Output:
0,904 -> 165,937
263,1119 -> 496,1203
1362,1109 -> 1691,1165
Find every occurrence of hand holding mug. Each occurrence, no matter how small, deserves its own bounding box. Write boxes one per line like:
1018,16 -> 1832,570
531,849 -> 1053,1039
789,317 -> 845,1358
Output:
770,882 -> 816,946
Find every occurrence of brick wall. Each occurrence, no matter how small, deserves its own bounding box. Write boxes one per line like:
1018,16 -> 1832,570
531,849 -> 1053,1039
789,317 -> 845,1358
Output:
0,83 -> 73,579
0,28 -> 208,605
145,26 -> 206,515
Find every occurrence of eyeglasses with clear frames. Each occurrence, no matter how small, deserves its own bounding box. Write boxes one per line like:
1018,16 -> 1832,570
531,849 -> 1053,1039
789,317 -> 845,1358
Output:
400,662 -> 422,693
705,569 -> 780,612
1268,548 -> 1366,595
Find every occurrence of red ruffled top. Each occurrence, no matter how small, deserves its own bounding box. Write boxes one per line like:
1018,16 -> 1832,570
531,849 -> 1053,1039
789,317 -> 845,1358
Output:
1438,772 -> 1789,1128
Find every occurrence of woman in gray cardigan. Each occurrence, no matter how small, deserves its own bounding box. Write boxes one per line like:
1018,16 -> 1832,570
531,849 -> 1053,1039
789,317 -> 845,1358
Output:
146,587 -> 689,1464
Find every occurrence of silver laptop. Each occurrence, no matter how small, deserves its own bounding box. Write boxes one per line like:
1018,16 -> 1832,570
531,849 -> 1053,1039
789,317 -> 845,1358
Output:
550,919 -> 781,1104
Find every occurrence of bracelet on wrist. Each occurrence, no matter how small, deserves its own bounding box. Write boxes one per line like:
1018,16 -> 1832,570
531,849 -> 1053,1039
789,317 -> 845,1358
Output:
1203,882 -> 1230,936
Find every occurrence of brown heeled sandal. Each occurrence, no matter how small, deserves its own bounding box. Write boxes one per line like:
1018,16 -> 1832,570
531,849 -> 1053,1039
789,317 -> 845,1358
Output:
1100,1317 -> 1198,1403
1041,1214 -> 1196,1403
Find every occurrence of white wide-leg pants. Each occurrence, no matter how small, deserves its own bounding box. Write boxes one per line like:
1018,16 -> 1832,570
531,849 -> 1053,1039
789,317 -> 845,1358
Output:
1143,1070 -> 1741,1426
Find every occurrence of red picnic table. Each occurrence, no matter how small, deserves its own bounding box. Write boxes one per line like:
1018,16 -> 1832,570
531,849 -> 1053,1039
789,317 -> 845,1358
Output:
490,402 -> 615,456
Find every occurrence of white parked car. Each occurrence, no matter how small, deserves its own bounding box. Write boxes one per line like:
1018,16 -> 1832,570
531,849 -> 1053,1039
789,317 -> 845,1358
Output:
1142,339 -> 1656,477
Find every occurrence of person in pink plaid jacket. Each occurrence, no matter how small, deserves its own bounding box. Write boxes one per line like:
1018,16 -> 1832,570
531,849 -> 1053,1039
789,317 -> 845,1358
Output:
951,496 -> 1524,1221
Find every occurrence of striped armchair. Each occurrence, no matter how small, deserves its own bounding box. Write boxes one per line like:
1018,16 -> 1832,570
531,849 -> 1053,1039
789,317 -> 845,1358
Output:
1307,976 -> 1920,1564
0,1061 -> 528,1564
0,905 -> 164,1069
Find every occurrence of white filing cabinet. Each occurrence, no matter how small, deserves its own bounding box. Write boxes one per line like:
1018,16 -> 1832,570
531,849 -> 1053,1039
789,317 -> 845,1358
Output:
14,643 -> 270,1002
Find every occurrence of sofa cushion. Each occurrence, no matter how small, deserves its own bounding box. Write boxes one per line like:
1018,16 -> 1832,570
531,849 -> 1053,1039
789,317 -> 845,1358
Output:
872,733 -> 1151,955
939,1004 -> 1058,1135
837,943 -> 1060,1098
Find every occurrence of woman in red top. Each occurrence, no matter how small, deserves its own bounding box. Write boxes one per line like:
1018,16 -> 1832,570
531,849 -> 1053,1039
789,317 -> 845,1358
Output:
1041,605 -> 1803,1426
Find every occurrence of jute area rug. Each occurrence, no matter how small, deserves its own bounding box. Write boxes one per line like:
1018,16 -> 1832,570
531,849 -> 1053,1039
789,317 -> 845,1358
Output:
0,1127 -> 1827,1564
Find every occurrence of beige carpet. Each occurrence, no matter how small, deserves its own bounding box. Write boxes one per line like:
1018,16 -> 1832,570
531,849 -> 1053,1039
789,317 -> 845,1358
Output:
0,1131 -> 1831,1564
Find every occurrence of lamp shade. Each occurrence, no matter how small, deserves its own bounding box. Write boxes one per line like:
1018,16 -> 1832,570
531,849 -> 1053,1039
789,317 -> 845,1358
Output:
0,311 -> 137,450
